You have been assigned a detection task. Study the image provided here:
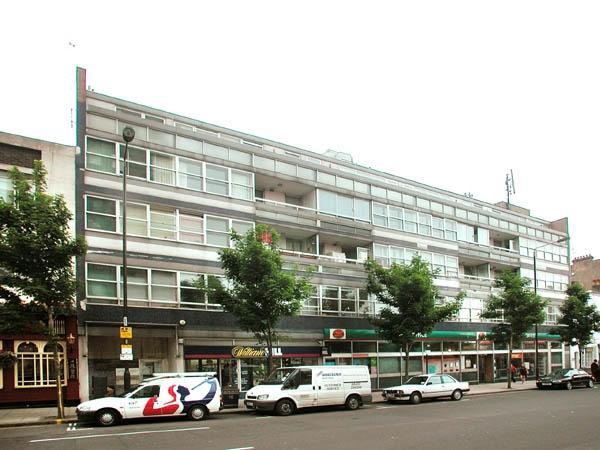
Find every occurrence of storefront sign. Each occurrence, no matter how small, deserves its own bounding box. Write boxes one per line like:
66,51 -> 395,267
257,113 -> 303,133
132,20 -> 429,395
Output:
330,328 -> 346,339
231,346 -> 283,358
68,358 -> 78,380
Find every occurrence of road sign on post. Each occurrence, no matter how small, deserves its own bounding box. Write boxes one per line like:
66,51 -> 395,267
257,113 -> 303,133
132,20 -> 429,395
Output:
120,344 -> 133,361
120,327 -> 133,339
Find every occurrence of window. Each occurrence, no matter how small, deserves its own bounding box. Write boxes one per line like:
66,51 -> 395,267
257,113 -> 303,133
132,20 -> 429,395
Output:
15,341 -> 67,388
371,186 -> 387,199
206,216 -> 230,247
119,267 -> 149,300
229,149 -> 252,165
322,286 -> 340,315
336,176 -> 353,190
372,203 -> 388,227
179,214 -> 204,243
231,170 -> 253,200
388,207 -> 403,230
204,143 -> 228,159
417,197 -> 430,209
131,385 -> 161,399
119,145 -> 147,179
120,202 -> 148,236
87,264 -> 118,298
418,214 -> 432,236
149,152 -> 175,185
0,171 -> 11,201
299,369 -> 312,385
86,196 -> 117,232
374,244 -> 389,266
354,198 -> 370,222
432,217 -> 445,239
178,158 -> 203,191
338,195 -> 354,218
150,207 -> 176,240
298,166 -> 316,181
317,171 -> 336,186
175,135 -> 203,153
404,210 -> 417,233
445,220 -> 457,241
86,137 -> 116,174
149,129 -> 174,147
180,272 -> 204,307
151,271 -> 177,304
205,164 -> 229,196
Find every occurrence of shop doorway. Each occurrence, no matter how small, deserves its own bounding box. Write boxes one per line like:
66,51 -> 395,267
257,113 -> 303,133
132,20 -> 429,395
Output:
479,355 -> 494,383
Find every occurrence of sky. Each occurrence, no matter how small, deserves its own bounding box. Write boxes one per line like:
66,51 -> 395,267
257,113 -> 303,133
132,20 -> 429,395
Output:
1,1 -> 598,258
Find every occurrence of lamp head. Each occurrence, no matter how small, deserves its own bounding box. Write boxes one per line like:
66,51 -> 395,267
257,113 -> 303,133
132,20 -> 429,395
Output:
122,126 -> 135,143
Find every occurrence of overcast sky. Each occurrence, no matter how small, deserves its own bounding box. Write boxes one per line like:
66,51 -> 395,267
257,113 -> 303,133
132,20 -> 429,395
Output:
2,1 -> 598,258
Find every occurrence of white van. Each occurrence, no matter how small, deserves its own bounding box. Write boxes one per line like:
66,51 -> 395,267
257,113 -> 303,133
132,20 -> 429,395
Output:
244,365 -> 372,416
76,372 -> 222,426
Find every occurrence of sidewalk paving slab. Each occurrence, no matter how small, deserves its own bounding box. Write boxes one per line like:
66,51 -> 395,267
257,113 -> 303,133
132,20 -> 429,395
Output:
0,380 -> 539,428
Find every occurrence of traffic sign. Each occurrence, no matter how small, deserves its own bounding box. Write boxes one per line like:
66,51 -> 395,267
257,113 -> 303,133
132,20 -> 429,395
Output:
120,344 -> 133,361
120,326 -> 133,339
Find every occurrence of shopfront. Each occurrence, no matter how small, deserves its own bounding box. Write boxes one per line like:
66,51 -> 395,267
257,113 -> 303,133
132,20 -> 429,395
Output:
323,328 -> 564,388
184,345 -> 321,393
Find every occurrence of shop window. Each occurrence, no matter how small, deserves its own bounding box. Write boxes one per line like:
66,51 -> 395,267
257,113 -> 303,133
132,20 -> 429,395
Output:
443,341 -> 460,352
378,342 -> 401,352
327,341 -> 351,354
15,341 -> 66,388
353,342 -> 376,353
379,357 -> 401,374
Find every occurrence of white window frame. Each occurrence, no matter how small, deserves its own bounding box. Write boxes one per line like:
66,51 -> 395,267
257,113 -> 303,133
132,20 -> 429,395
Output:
14,341 -> 67,388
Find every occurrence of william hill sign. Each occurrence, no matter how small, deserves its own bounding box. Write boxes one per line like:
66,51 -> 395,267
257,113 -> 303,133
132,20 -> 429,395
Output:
231,346 -> 282,358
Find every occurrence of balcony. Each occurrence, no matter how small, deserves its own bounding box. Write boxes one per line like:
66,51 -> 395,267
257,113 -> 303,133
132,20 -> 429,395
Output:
458,241 -> 520,269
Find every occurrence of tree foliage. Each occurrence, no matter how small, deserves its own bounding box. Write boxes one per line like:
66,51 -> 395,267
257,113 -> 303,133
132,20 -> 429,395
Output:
0,161 -> 87,417
553,282 -> 600,364
203,224 -> 312,373
365,256 -> 464,378
481,270 -> 546,387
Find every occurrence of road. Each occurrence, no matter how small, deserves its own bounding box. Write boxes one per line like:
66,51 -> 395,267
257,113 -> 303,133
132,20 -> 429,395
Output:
3,388 -> 600,450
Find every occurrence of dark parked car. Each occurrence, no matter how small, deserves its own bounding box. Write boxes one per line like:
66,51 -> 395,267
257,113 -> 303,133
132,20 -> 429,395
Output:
536,368 -> 594,390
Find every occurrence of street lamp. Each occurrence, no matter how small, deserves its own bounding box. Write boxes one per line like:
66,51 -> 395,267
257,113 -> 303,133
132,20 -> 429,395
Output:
121,126 -> 135,391
533,236 -> 569,379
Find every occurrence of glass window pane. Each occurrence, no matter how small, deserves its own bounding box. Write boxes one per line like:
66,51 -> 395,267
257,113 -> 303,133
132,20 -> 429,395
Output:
204,143 -> 228,158
205,164 -> 228,181
175,135 -> 203,153
148,129 -> 174,147
318,190 -> 337,214
206,216 -> 229,232
87,138 -> 115,157
229,149 -> 252,165
88,264 -> 116,281
276,161 -> 297,176
254,156 -> 275,171
317,172 -> 336,185
206,180 -> 228,195
232,170 -> 252,186
354,181 -> 369,194
354,198 -> 370,221
371,186 -> 387,198
336,177 -> 353,190
338,195 -> 353,217
232,220 -> 253,235
298,167 -> 316,181
206,232 -> 229,247
87,196 -> 116,215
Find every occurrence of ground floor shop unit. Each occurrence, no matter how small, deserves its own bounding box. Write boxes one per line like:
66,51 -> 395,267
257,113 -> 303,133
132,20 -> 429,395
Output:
323,328 -> 567,389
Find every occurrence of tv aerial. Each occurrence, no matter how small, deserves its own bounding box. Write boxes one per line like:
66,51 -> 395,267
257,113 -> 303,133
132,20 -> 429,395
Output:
505,170 -> 516,205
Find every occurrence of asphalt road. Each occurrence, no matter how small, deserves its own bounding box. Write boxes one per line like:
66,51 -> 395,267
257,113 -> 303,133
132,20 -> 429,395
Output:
3,388 -> 600,450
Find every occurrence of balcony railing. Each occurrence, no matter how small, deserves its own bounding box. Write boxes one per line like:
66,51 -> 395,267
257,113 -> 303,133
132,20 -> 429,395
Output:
280,249 -> 366,278
255,197 -> 317,214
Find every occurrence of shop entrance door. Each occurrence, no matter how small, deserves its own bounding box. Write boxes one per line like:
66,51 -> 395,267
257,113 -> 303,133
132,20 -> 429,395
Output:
479,355 -> 494,383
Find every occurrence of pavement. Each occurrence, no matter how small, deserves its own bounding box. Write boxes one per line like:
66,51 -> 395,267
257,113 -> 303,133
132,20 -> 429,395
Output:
0,380 -> 537,428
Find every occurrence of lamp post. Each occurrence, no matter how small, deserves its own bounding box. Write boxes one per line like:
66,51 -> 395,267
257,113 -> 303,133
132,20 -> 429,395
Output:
533,236 -> 569,379
121,126 -> 135,391
571,337 -> 578,368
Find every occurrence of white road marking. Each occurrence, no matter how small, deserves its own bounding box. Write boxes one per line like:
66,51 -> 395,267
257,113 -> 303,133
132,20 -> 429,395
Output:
254,416 -> 272,419
225,447 -> 254,450
30,426 -> 210,443
375,406 -> 395,409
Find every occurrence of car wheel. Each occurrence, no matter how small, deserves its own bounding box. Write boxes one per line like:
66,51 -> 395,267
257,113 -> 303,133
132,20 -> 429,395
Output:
345,395 -> 361,410
451,389 -> 463,401
275,399 -> 295,416
587,379 -> 594,388
187,404 -> 208,421
566,381 -> 573,390
95,408 -> 119,427
409,392 -> 422,405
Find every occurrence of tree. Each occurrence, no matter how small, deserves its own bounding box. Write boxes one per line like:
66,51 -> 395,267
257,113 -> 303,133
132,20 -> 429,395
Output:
481,270 -> 546,388
0,162 -> 87,419
204,224 -> 312,374
365,256 -> 464,380
553,282 -> 600,368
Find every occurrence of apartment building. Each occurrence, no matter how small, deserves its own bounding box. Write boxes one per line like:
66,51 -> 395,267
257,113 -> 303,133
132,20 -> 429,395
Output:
75,67 -> 570,400
0,131 -> 80,406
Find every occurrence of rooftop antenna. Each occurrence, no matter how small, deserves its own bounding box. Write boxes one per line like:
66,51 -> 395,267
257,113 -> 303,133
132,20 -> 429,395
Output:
505,169 -> 516,205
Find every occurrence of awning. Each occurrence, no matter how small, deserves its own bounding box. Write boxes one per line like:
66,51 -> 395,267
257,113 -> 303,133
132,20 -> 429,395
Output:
323,328 -> 561,341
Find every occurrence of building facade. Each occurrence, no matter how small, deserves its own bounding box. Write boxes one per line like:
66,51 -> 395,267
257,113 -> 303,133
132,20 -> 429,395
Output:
0,131 -> 80,406
571,255 -> 600,367
75,67 -> 571,401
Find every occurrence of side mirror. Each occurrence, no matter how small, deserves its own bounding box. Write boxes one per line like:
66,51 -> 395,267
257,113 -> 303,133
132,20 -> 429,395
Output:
426,382 -> 433,385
